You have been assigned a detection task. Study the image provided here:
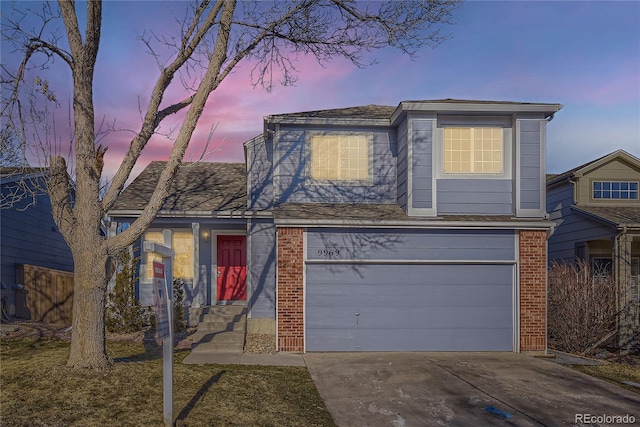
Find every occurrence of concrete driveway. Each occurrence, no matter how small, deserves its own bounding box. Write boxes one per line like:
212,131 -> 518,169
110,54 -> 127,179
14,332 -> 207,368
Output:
303,352 -> 640,427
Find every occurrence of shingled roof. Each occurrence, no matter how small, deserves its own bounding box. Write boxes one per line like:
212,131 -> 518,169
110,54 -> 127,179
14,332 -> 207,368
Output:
267,104 -> 396,120
573,206 -> 640,228
110,161 -> 246,213
266,99 -> 562,126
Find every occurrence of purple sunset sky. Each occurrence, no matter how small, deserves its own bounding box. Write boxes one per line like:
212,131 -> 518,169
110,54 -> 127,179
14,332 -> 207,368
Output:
4,1 -> 639,182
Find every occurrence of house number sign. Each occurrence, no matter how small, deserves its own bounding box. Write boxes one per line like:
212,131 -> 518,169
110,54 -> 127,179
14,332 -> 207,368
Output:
318,249 -> 340,257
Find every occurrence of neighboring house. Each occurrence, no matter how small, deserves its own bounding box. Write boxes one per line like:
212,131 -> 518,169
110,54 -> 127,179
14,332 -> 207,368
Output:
547,150 -> 640,347
0,168 -> 74,317
109,99 -> 562,353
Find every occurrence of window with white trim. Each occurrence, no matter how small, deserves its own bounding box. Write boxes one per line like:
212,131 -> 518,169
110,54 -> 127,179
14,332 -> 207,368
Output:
144,230 -> 194,280
311,135 -> 369,181
443,127 -> 503,174
592,181 -> 639,200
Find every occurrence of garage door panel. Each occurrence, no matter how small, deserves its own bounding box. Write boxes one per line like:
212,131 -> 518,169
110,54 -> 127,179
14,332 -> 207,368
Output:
307,283 -> 511,308
307,327 -> 513,352
305,263 -> 514,351
308,264 -> 511,286
307,306 -> 511,332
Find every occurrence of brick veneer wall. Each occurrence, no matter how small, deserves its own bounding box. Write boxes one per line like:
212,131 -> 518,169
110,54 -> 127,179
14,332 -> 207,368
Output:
276,227 -> 304,351
519,229 -> 547,351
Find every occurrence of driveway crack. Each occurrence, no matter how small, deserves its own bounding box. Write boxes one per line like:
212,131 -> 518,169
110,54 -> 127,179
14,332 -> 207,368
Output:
432,362 -> 550,427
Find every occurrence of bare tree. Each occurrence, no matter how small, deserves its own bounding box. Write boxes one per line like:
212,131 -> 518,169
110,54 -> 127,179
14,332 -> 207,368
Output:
1,0 -> 460,369
548,259 -> 618,355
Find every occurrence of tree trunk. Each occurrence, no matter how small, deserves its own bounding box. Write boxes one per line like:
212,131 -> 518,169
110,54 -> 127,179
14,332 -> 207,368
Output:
67,246 -> 110,369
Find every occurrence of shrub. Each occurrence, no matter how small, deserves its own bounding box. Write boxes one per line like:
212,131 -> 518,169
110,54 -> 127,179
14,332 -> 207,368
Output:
172,278 -> 186,332
106,250 -> 151,333
548,259 -> 618,355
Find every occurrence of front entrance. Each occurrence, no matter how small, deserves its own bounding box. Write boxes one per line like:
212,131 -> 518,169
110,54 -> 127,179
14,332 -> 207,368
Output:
217,235 -> 247,301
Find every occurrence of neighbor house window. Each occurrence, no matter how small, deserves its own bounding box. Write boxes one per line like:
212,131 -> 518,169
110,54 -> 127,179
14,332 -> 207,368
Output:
593,181 -> 639,200
311,135 -> 369,180
592,257 -> 613,284
144,230 -> 194,280
443,127 -> 503,174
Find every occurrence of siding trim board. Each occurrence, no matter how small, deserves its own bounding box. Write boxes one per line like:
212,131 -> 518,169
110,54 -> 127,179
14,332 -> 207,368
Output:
515,118 -> 546,218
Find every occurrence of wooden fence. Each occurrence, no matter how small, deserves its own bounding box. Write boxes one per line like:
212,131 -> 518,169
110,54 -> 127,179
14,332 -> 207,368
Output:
15,264 -> 73,325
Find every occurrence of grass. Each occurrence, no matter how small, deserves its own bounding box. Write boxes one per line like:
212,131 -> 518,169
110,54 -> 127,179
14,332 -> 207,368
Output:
571,362 -> 640,395
0,337 -> 336,427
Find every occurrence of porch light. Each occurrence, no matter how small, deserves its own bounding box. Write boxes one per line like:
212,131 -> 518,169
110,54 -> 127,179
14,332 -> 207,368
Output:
203,231 -> 210,242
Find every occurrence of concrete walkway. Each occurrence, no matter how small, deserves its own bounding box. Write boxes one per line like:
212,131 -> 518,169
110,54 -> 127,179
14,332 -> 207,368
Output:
182,351 -> 306,366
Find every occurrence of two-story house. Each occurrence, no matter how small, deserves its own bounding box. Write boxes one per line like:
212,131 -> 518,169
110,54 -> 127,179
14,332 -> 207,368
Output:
547,150 -> 640,347
109,99 -> 562,353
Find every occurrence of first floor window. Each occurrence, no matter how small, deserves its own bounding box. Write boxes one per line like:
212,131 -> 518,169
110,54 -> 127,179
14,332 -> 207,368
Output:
593,181 -> 638,200
311,134 -> 369,181
443,127 -> 503,174
144,230 -> 194,280
592,257 -> 613,279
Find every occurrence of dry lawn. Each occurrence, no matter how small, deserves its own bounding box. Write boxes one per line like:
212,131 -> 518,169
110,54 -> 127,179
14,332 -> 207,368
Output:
572,360 -> 640,395
0,336 -> 335,427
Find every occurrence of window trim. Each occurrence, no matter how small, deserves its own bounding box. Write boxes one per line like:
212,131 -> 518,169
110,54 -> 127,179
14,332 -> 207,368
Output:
306,131 -> 373,185
142,229 -> 195,282
592,180 -> 639,200
434,126 -> 512,180
443,127 -> 504,174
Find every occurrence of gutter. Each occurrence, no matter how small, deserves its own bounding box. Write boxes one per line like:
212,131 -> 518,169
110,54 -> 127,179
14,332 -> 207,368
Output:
108,209 -> 274,219
273,218 -> 555,230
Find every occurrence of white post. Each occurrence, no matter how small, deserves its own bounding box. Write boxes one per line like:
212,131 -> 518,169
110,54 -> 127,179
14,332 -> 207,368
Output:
144,241 -> 174,427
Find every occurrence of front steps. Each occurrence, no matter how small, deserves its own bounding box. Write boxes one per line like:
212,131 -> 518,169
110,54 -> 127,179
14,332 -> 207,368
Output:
190,305 -> 247,353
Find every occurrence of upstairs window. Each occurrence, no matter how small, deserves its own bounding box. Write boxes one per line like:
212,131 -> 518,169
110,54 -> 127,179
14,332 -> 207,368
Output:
593,181 -> 638,200
443,127 -> 503,174
311,135 -> 369,181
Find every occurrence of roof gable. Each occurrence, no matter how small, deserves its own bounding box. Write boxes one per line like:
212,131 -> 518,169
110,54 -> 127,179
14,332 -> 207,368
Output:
547,150 -> 640,186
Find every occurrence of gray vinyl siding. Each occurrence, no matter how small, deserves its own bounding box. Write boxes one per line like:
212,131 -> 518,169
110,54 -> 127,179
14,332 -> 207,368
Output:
306,263 -> 514,351
547,181 -> 615,262
0,181 -> 73,287
396,121 -> 408,210
274,126 -> 397,204
306,228 -> 516,261
248,220 -> 276,318
410,120 -> 433,209
246,136 -> 273,210
519,120 -> 542,210
437,179 -> 513,215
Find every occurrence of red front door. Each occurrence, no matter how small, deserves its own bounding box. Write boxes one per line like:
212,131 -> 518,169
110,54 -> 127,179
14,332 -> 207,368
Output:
217,235 -> 247,301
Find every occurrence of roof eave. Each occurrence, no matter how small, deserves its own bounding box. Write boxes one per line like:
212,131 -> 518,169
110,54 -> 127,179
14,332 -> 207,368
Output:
108,209 -> 271,219
264,116 -> 391,127
274,218 -> 554,229
570,206 -> 619,227
391,100 -> 563,126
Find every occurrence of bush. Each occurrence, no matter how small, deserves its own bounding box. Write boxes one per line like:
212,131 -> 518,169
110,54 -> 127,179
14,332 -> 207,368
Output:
106,250 -> 151,333
173,278 -> 186,332
548,259 -> 618,355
